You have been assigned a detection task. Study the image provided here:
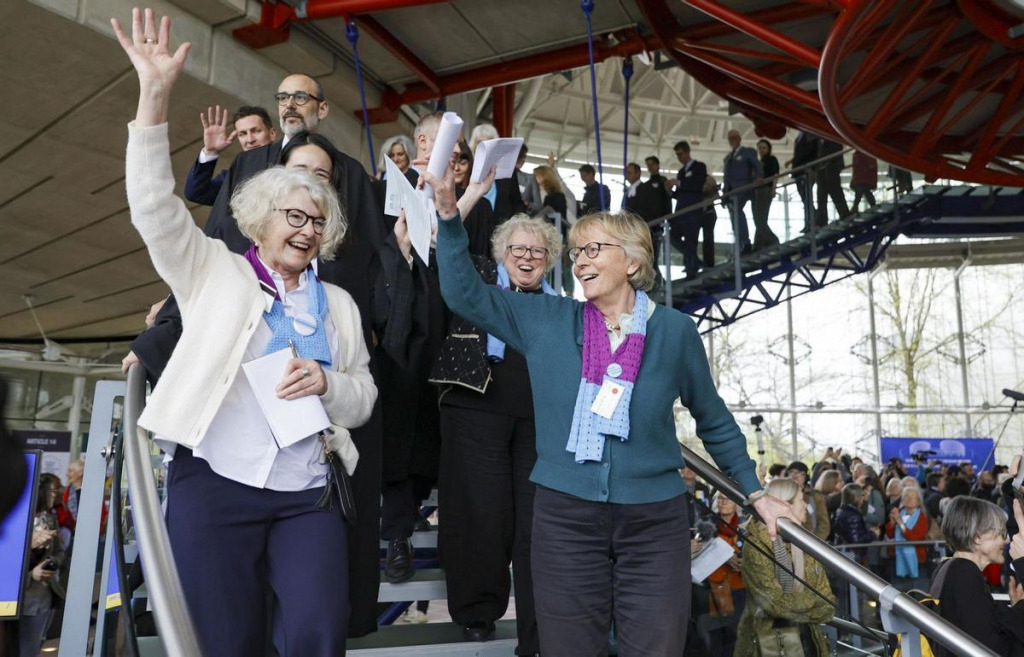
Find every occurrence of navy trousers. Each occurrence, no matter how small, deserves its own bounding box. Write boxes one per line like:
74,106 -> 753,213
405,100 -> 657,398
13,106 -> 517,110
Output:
166,448 -> 349,657
531,487 -> 691,657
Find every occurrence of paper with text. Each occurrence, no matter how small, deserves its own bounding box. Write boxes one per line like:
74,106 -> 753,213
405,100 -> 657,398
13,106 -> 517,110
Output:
690,537 -> 736,583
471,137 -> 524,183
384,156 -> 432,264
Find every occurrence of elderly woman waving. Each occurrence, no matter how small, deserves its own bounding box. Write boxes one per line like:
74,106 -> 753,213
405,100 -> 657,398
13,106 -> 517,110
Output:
113,10 -> 376,656
425,155 -> 794,655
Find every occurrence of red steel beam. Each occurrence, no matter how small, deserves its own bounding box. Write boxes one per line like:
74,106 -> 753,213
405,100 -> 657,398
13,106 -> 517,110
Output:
678,3 -> 832,41
683,0 -> 822,67
375,30 -> 660,111
299,0 -> 448,21
683,40 -> 808,68
908,43 -> 990,157
967,61 -> 1024,171
353,15 -> 440,94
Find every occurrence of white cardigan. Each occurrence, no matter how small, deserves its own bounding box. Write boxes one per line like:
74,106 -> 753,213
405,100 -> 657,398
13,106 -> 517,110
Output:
125,123 -> 376,474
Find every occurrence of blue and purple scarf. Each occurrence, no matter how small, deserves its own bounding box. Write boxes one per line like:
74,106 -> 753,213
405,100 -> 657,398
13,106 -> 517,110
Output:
566,290 -> 649,463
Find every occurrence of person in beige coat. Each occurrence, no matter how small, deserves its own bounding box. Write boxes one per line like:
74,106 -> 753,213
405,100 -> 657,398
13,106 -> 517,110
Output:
113,9 -> 376,656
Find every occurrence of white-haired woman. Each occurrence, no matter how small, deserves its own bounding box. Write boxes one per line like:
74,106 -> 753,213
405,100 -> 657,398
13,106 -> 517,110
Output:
430,214 -> 561,651
113,10 -> 376,656
936,497 -> 1024,655
735,477 -> 835,657
884,485 -> 929,590
424,158 -> 793,656
378,134 -> 417,184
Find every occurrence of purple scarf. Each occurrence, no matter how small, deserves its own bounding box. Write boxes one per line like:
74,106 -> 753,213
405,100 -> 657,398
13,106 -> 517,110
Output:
566,290 -> 649,463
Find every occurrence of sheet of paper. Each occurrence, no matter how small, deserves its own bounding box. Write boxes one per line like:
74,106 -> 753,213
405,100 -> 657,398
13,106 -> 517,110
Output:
690,536 -> 736,583
471,137 -> 524,183
241,347 -> 331,449
423,111 -> 464,200
384,156 -> 432,264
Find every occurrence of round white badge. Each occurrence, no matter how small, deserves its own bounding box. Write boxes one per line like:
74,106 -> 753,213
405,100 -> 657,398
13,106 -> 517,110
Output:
293,313 -> 317,336
606,363 -> 623,378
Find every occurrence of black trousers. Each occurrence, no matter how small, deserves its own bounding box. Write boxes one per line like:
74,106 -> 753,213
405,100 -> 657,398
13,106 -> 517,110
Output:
531,487 -> 691,657
438,405 -> 539,655
701,210 -> 717,269
381,475 -> 434,540
816,173 -> 850,224
669,212 -> 701,277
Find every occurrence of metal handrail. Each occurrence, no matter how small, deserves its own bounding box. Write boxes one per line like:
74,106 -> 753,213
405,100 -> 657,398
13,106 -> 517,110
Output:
836,539 -> 948,549
679,443 -> 997,657
829,617 -> 889,644
123,364 -> 205,656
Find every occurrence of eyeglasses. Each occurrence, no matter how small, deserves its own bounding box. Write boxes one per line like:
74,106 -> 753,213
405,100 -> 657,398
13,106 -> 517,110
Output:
507,245 -> 548,259
275,208 -> 326,235
568,242 -> 624,263
274,91 -> 323,107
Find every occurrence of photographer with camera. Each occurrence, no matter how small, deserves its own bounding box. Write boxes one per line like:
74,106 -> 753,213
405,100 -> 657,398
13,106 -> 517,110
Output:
19,473 -> 66,655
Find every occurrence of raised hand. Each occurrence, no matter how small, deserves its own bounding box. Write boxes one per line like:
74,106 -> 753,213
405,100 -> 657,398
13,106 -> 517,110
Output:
201,106 -> 236,156
1010,499 -> 1024,561
110,8 -> 191,126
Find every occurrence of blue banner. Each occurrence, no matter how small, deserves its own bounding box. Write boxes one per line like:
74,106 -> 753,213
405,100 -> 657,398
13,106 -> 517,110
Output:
0,451 -> 41,619
879,437 -> 995,476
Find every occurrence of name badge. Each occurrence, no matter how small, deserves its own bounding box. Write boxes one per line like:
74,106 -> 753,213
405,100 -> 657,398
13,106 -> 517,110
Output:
590,379 -> 624,419
867,504 -> 876,515
293,313 -> 317,336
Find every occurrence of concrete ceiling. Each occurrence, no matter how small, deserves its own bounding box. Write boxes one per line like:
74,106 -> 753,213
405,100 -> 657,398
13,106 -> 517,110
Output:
0,0 -> 785,344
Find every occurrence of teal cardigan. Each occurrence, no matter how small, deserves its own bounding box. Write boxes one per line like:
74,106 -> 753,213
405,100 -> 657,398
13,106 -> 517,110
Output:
436,213 -> 761,503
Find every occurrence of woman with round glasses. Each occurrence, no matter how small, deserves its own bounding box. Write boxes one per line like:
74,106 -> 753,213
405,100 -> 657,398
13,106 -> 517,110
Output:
425,153 -> 794,654
113,11 -> 376,656
430,214 -> 561,652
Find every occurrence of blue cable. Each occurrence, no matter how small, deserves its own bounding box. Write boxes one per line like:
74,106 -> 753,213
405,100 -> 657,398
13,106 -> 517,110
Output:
581,0 -> 605,210
622,57 -> 633,203
346,19 -> 377,178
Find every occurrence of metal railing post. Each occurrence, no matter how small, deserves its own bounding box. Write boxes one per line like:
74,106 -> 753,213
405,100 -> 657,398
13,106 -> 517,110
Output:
677,442 -> 999,657
662,218 -> 673,306
123,364 -> 206,656
732,195 -> 742,292
555,213 -> 564,295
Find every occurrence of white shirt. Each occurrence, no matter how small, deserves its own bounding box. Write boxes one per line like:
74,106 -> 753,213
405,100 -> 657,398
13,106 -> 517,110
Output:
626,180 -> 641,198
160,258 -> 339,491
608,298 -> 657,351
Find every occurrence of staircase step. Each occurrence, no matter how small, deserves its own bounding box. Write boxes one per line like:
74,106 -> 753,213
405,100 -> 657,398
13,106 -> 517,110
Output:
349,619 -> 519,655
379,568 -> 448,601
381,528 -> 438,550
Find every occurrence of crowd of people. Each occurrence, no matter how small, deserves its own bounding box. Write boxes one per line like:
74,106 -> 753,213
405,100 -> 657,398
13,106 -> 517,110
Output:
0,8 -> 1006,657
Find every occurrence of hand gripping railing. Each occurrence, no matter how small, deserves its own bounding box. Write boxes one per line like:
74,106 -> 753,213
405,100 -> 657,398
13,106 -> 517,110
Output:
123,364 -> 206,656
679,442 -> 998,657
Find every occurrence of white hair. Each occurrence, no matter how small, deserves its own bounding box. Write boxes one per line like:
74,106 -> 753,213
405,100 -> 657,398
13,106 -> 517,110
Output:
378,135 -> 414,173
491,214 -> 563,273
230,166 -> 346,260
470,123 -> 500,151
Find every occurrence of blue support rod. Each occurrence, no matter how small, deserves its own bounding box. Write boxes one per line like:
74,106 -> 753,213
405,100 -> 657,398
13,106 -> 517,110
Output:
346,20 -> 377,178
581,0 -> 605,210
622,57 -> 633,202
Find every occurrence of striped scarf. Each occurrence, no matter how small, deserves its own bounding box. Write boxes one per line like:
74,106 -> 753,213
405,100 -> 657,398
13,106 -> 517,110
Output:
566,290 -> 649,463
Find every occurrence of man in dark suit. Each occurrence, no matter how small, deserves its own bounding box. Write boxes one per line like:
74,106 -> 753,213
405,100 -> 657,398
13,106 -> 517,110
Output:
787,130 -> 819,231
129,72 -> 406,639
722,129 -> 763,253
624,162 -> 669,267
644,155 -> 673,215
815,138 -> 850,225
671,141 -> 707,277
184,105 -> 276,205
578,164 -> 611,213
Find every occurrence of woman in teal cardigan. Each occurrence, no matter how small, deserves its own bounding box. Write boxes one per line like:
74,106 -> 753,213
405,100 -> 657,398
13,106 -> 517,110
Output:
425,162 -> 795,656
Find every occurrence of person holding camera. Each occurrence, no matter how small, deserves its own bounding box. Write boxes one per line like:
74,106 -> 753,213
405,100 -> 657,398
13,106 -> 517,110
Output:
19,474 -> 66,656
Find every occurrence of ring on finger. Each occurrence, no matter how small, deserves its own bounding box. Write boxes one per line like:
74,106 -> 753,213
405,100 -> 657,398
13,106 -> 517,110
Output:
301,368 -> 310,379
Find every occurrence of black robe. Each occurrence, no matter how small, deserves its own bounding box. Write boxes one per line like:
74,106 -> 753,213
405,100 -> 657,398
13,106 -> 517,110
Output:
131,139 -> 411,638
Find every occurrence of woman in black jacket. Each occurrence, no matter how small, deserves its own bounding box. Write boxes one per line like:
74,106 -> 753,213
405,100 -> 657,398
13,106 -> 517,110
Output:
752,139 -> 780,250
831,483 -> 878,563
431,215 -> 562,653
936,496 -> 1024,656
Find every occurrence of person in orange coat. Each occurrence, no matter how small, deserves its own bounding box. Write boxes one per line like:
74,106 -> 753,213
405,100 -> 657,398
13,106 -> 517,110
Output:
707,492 -> 746,655
885,486 -> 929,590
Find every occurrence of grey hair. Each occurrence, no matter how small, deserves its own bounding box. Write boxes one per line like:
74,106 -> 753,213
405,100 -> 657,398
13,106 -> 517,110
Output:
841,482 -> 863,507
766,476 -> 801,504
899,485 -> 922,507
568,211 -> 656,292
230,166 -> 346,260
470,123 -> 499,151
378,135 -> 414,172
941,496 -> 1007,552
413,112 -> 442,145
491,213 -> 563,274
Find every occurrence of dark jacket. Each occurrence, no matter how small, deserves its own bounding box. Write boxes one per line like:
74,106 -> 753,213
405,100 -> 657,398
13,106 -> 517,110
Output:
581,182 -> 611,213
183,157 -> 227,206
791,131 -> 819,177
625,180 -> 670,224
673,159 -> 707,217
493,177 -> 527,222
832,503 -> 875,561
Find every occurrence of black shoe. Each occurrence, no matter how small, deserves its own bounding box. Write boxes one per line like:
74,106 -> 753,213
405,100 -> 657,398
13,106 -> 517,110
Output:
462,621 -> 496,642
412,515 -> 431,532
384,538 -> 415,583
